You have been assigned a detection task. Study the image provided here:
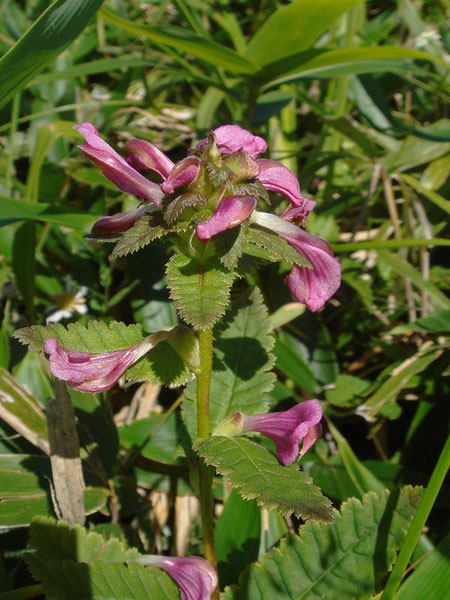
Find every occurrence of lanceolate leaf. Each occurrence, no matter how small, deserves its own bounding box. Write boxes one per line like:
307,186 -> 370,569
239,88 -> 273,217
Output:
246,0 -> 363,66
222,487 -> 423,600
14,321 -> 192,388
183,288 -> 275,436
100,7 -> 257,75
0,0 -> 104,110
195,436 -> 334,522
165,253 -> 235,329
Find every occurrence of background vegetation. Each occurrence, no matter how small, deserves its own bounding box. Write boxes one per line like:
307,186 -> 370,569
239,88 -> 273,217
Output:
0,0 -> 448,598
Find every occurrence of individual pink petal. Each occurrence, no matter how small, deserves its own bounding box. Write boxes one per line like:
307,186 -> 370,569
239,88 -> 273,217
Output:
196,195 -> 256,242
196,125 -> 267,159
134,555 -> 218,600
125,139 -> 174,179
242,400 -> 323,465
91,205 -> 157,235
160,157 -> 202,194
74,123 -> 163,205
257,159 -> 304,206
251,212 -> 341,312
44,336 -> 162,393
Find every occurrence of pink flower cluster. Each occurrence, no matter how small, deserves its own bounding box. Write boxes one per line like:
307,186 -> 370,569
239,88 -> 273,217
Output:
75,122 -> 340,312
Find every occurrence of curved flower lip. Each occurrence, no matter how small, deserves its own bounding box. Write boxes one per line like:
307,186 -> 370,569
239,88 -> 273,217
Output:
133,555 -> 218,600
257,159 -> 304,206
125,138 -> 174,179
90,205 -> 157,235
160,157 -> 202,195
196,195 -> 257,242
44,334 -> 166,393
251,211 -> 341,312
74,123 -> 163,206
196,125 -> 267,159
242,400 -> 323,465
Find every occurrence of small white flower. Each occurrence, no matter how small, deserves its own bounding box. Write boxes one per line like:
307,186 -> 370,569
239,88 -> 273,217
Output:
46,285 -> 88,323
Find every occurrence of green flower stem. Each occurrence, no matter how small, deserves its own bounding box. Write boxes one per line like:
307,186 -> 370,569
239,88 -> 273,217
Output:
380,434 -> 450,600
196,326 -> 218,594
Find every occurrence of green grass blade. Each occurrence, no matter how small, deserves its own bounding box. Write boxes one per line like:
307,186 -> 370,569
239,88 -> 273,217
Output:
0,0 -> 104,110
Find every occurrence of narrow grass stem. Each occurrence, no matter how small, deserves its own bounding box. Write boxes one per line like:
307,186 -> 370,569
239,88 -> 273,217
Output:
196,326 -> 218,597
380,435 -> 450,600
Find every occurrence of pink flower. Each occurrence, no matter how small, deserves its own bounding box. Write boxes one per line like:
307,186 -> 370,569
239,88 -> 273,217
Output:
74,123 -> 164,206
196,196 -> 256,242
215,400 -> 323,466
133,555 -> 218,600
91,205 -> 157,235
251,211 -> 341,312
44,335 -> 165,393
196,124 -> 267,159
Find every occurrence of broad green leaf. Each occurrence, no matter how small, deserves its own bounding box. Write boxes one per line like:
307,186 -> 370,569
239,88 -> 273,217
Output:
398,531 -> 450,600
389,309 -> 450,334
273,331 -> 317,395
0,0 -> 104,110
269,302 -> 305,329
0,197 -> 97,229
0,368 -> 49,453
377,250 -> 450,310
196,436 -> 334,522
360,342 -> 443,419
165,253 -> 235,329
119,413 -> 180,465
14,321 -> 193,388
100,7 -> 256,74
29,560 -> 178,600
383,119 -> 450,171
28,517 -> 139,565
215,490 -> 261,587
398,172 -> 450,214
0,455 -> 109,527
327,422 -> 385,497
222,487 -> 422,600
111,218 -> 167,258
246,0 -> 363,67
27,518 -> 177,599
246,228 -> 312,268
326,374 -> 370,408
183,288 -> 275,436
260,46 -> 442,88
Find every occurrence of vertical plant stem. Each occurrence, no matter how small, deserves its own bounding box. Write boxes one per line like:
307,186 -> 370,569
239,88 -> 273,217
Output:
380,434 -> 450,600
6,93 -> 20,197
196,326 -> 218,595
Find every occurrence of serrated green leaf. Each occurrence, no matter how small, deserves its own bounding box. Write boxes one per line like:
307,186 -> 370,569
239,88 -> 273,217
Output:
183,288 -> 275,436
214,223 -> 248,270
196,436 -> 333,522
165,253 -> 235,329
164,193 -> 208,224
112,217 -> 167,258
28,516 -> 139,565
26,517 -> 179,599
222,486 -> 422,600
246,228 -> 312,268
14,321 -> 192,388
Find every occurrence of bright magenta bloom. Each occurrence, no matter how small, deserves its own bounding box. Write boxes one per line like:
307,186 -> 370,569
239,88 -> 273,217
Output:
75,122 -> 340,310
196,195 -> 256,242
252,212 -> 341,312
134,555 -> 218,600
44,336 -> 161,393
215,400 -> 323,466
